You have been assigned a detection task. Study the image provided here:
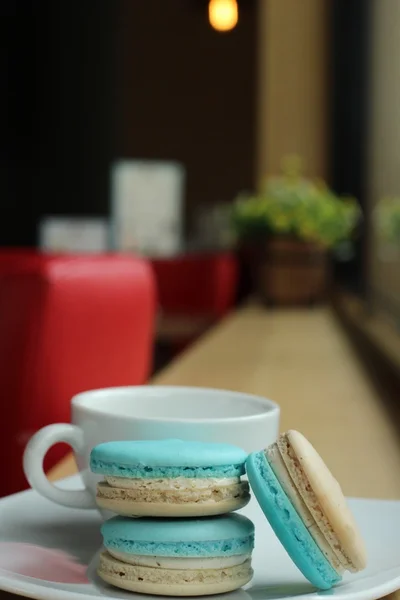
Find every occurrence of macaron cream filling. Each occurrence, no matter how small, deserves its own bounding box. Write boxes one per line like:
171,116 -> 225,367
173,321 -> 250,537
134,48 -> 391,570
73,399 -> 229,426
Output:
105,476 -> 241,490
107,550 -> 251,569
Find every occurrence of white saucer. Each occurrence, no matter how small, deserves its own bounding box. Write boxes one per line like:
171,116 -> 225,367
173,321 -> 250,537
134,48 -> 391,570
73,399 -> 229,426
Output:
0,475 -> 399,600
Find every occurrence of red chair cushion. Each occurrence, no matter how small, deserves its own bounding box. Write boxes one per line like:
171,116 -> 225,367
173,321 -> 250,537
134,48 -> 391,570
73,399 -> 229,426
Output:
0,252 -> 156,496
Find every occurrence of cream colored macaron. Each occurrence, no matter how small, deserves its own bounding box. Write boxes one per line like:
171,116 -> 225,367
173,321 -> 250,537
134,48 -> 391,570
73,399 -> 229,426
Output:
99,552 -> 253,597
274,430 -> 367,572
246,430 -> 367,590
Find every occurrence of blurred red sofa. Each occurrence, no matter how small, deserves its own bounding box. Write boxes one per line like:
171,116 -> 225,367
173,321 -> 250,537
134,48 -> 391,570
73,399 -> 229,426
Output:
0,251 -> 156,496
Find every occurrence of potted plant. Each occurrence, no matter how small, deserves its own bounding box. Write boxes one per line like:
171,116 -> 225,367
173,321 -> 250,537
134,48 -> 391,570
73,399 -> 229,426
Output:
231,157 -> 360,305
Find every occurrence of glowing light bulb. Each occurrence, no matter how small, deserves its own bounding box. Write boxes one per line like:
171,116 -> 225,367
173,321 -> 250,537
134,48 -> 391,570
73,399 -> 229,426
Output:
208,0 -> 238,32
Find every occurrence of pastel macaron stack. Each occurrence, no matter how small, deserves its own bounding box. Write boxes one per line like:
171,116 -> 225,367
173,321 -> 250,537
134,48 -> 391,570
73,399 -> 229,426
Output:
90,431 -> 367,595
90,439 -> 255,596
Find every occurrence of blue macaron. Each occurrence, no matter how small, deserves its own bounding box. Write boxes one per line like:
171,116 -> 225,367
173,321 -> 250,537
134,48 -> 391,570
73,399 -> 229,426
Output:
101,514 -> 255,558
246,450 -> 341,590
90,439 -> 250,517
98,514 -> 255,596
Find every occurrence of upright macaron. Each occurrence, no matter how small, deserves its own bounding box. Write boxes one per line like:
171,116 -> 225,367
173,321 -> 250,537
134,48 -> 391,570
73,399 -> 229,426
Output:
246,430 -> 367,590
98,514 -> 255,596
90,439 -> 250,517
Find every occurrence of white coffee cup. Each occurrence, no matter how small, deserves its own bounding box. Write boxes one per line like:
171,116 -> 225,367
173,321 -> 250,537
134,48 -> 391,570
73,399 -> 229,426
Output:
23,385 -> 280,511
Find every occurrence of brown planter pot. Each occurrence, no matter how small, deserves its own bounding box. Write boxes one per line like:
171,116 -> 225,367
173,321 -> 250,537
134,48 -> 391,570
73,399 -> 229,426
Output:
256,238 -> 330,306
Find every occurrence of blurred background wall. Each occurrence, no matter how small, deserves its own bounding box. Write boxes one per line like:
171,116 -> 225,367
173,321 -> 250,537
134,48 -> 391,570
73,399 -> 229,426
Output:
256,0 -> 329,182
2,0 -> 331,244
2,1 -> 116,244
368,0 -> 400,323
2,0 -> 400,330
1,0 -> 257,244
115,0 -> 257,234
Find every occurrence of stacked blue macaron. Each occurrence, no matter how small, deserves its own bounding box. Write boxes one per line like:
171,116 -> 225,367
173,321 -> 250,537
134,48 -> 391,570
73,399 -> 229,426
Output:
91,435 -> 363,594
90,439 -> 255,596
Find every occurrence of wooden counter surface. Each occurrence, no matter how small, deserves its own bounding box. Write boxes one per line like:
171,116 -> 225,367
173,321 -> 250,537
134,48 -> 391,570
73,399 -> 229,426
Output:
20,306 -> 400,599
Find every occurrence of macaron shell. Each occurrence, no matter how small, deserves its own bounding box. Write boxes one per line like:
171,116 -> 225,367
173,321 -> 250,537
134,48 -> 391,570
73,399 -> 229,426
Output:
285,430 -> 367,571
98,552 -> 253,596
246,451 -> 340,590
101,514 -> 255,552
91,439 -> 247,471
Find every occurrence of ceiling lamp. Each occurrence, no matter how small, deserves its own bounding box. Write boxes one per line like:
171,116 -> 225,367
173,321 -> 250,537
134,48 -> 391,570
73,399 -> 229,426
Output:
208,0 -> 238,32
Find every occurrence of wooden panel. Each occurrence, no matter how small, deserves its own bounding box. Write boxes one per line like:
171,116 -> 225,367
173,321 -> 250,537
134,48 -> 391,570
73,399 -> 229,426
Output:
256,0 -> 330,182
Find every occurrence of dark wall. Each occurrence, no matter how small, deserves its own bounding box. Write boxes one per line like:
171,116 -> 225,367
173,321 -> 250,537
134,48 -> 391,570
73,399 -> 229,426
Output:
113,0 -> 258,230
330,0 -> 372,293
1,1 -> 116,246
1,1 -> 257,246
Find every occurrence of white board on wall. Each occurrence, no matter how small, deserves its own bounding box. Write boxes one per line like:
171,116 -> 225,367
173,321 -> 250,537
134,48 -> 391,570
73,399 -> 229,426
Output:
111,160 -> 185,256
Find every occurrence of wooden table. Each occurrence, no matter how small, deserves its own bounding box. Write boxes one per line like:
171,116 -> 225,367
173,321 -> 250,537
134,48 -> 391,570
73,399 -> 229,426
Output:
9,305 -> 400,599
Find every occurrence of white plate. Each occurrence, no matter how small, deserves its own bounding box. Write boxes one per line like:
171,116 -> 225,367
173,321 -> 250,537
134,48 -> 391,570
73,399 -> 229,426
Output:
0,475 -> 399,600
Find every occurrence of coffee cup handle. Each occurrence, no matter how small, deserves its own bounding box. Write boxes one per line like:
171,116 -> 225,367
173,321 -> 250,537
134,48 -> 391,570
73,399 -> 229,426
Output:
23,423 -> 96,509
